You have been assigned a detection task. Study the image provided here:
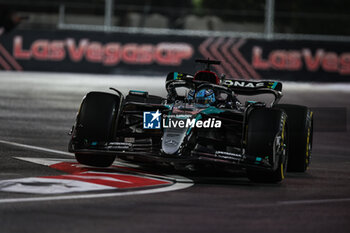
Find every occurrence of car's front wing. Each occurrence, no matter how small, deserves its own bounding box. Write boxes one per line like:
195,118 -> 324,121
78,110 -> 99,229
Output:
69,140 -> 274,171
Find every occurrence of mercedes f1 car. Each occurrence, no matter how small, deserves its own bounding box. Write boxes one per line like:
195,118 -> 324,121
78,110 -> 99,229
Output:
68,59 -> 314,183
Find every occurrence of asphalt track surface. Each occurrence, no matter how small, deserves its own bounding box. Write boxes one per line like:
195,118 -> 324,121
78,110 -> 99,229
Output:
0,72 -> 349,233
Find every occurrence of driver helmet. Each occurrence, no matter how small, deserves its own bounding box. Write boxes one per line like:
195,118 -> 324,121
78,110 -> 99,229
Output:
195,89 -> 216,106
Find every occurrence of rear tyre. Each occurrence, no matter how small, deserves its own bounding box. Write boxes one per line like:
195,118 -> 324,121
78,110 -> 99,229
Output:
275,104 -> 313,172
246,108 -> 288,183
71,92 -> 121,167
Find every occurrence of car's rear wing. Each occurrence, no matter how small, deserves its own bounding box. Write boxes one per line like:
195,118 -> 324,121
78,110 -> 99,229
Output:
167,73 -> 282,93
222,79 -> 282,94
166,73 -> 283,105
221,79 -> 282,92
221,79 -> 283,105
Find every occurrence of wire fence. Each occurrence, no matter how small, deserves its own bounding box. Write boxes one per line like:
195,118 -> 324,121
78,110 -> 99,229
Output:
2,0 -> 350,42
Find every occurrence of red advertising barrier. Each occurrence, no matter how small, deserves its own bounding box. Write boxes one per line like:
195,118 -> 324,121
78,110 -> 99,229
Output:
0,29 -> 350,81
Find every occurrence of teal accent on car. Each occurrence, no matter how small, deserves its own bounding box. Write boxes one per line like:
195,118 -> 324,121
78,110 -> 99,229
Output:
91,141 -> 98,146
200,106 -> 225,115
164,104 -> 173,109
271,82 -> 278,89
173,72 -> 178,80
130,90 -> 147,93
256,157 -> 262,162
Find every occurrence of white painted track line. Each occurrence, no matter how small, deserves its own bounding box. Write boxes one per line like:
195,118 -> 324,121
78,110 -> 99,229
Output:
0,139 -> 194,203
0,139 -> 73,156
0,139 -> 193,183
0,138 -> 193,183
1,139 -> 349,206
0,182 -> 193,204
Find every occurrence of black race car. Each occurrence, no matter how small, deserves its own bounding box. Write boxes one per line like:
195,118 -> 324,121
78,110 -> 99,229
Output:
68,59 -> 314,183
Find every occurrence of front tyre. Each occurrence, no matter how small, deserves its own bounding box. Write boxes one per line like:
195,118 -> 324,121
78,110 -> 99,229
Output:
70,92 -> 121,167
246,108 -> 288,183
275,104 -> 313,172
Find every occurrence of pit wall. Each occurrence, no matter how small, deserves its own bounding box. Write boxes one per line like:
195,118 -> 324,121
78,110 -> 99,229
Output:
0,29 -> 349,81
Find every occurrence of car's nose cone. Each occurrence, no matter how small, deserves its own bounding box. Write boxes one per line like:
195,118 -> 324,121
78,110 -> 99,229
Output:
162,127 -> 187,155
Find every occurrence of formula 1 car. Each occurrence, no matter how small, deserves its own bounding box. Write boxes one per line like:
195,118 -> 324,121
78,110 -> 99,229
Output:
68,59 -> 314,183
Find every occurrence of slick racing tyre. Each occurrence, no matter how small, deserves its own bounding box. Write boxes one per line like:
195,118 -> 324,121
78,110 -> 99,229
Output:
73,92 -> 121,167
275,104 -> 313,172
246,108 -> 288,183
